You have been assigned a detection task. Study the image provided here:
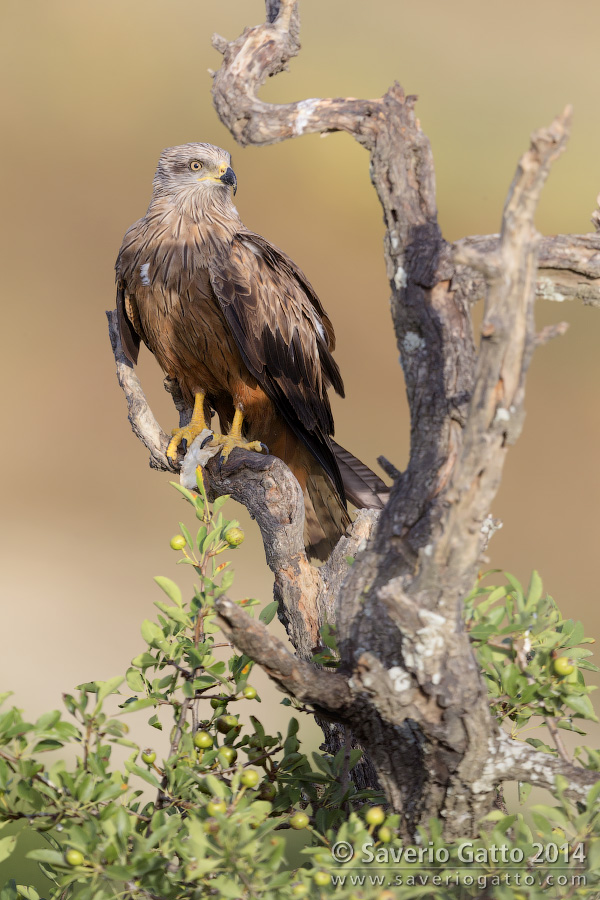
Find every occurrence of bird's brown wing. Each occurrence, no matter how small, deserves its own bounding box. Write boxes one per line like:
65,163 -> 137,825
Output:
208,230 -> 346,500
116,279 -> 142,365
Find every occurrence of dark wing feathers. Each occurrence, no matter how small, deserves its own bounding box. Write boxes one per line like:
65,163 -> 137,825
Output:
116,280 -> 141,366
208,230 -> 346,500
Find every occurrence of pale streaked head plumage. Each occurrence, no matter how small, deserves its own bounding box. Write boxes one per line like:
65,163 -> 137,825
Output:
151,143 -> 237,211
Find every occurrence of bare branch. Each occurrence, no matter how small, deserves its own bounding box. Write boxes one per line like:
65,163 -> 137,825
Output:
214,596 -> 352,713
180,436 -> 324,655
454,232 -> 600,307
421,109 -> 572,608
211,1 -> 380,149
107,310 -> 175,473
484,731 -> 599,802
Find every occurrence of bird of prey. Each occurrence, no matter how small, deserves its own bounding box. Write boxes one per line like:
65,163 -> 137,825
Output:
116,143 -> 386,559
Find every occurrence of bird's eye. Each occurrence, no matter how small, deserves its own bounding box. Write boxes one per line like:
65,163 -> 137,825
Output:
190,160 -> 203,171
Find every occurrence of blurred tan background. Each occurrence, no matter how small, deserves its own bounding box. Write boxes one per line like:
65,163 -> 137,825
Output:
1,0 -> 599,860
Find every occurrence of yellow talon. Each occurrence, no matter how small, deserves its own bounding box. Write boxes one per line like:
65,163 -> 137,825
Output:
209,409 -> 266,463
211,435 -> 265,463
167,397 -> 267,462
167,391 -> 209,460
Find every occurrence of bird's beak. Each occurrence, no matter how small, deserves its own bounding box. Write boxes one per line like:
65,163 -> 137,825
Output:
220,166 -> 237,195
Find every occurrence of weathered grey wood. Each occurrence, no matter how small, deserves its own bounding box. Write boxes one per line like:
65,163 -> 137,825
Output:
455,232 -> 600,307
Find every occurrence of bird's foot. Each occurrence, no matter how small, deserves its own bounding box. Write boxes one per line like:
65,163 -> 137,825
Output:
167,421 -> 209,461
205,432 -> 268,465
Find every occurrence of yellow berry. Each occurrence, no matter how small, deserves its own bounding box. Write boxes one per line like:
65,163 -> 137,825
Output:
290,812 -> 310,830
206,799 -> 227,816
554,656 -> 575,676
365,806 -> 386,826
169,534 -> 186,550
216,715 -> 238,734
65,849 -> 85,867
240,769 -> 260,788
224,527 -> 245,547
218,746 -> 238,765
193,730 -> 213,749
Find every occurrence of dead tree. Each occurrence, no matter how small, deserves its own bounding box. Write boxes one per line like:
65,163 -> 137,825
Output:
108,0 -> 600,840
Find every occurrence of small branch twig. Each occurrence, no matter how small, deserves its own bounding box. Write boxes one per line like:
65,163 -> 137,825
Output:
535,321 -> 569,347
543,716 -> 572,764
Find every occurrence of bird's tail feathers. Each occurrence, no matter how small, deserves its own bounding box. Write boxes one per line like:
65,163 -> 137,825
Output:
330,440 -> 389,510
303,463 -> 352,561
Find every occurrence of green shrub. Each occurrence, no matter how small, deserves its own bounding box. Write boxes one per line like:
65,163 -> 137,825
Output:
0,476 -> 598,898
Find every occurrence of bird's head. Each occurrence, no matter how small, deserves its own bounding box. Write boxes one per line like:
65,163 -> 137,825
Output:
152,143 -> 237,202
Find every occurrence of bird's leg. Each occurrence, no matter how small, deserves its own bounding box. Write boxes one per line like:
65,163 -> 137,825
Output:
167,391 -> 210,461
208,407 -> 267,464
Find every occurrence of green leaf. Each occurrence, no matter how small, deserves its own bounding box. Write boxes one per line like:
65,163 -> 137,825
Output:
259,601 -> 278,625
131,651 -> 156,669
518,781 -> 532,805
15,888 -> 40,900
585,778 -> 600,809
212,495 -> 230,515
26,848 -> 65,865
32,739 -> 63,752
201,529 -> 220,554
561,620 -> 584,649
530,804 -> 570,828
125,762 -> 161,789
120,697 -> 156,713
155,601 -> 189,626
154,576 -> 183,608
141,619 -> 165,646
0,835 -> 17,864
526,570 -> 543,609
195,525 -> 208,549
192,676 -> 216,690
320,622 -> 338,651
195,467 -> 208,501
214,570 -> 234,597
476,585 -> 508,616
501,663 -> 522,698
564,693 -> 598,721
202,773 -> 227,799
170,481 -> 198,504
35,710 -> 61,731
178,521 -> 194,549
125,668 -> 145,692
95,676 -> 124,710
